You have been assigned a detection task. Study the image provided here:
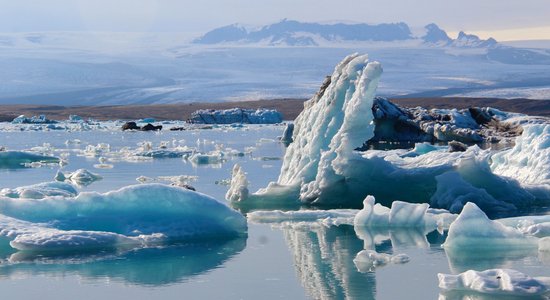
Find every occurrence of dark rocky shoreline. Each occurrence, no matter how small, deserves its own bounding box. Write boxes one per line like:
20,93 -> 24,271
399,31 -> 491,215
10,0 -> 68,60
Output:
0,97 -> 548,122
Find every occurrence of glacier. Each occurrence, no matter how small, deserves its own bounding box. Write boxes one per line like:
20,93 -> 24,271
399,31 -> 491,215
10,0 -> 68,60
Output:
227,53 -> 550,217
0,183 -> 247,252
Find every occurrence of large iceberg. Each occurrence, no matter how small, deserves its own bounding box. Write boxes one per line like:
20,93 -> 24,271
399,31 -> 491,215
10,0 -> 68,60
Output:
227,53 -> 550,216
0,183 -> 247,251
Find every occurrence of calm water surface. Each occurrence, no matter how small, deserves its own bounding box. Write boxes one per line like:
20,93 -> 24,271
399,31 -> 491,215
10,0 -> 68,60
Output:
0,125 -> 549,299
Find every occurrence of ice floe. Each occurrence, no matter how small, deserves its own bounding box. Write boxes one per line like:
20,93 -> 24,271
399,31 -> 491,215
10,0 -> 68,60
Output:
0,183 -> 247,252
0,151 -> 59,168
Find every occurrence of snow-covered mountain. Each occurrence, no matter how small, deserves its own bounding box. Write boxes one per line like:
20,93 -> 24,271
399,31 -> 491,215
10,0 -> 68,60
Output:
0,20 -> 549,105
193,19 -> 413,46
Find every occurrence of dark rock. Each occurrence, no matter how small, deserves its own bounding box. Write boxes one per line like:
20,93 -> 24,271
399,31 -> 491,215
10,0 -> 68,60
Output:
141,123 -> 163,131
122,122 -> 140,131
468,107 -> 493,125
364,97 -> 527,148
448,141 -> 468,152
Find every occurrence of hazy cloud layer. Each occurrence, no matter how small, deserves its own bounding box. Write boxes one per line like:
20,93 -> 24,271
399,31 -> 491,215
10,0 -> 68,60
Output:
0,0 -> 548,39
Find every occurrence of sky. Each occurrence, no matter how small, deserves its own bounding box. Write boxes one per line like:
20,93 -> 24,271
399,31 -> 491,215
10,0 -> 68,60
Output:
1,0 -> 549,41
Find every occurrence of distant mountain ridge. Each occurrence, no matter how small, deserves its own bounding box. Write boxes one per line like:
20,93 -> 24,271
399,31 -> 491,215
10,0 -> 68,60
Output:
194,20 -> 499,48
194,19 -> 414,46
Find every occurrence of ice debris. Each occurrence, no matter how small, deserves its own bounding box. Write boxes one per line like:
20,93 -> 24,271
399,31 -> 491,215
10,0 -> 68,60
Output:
438,269 -> 550,296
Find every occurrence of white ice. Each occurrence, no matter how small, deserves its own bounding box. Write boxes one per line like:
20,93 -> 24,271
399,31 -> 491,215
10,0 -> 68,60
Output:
443,202 -> 538,252
353,250 -> 410,272
353,195 -> 457,229
438,269 -> 550,296
492,124 -> 550,186
55,169 -> 102,187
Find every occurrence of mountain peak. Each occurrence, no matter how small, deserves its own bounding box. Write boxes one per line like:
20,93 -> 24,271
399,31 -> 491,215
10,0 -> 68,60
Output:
453,31 -> 498,48
422,23 -> 452,45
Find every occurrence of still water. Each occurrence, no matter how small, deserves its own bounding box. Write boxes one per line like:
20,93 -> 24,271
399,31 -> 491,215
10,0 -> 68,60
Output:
0,125 -> 549,299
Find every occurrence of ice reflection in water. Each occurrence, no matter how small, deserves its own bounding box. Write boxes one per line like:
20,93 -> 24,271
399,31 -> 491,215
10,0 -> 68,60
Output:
0,237 -> 246,286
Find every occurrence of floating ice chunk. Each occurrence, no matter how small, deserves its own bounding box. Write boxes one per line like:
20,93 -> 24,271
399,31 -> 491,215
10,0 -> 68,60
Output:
247,209 -> 357,225
353,196 -> 390,227
190,152 -> 224,165
443,202 -> 538,252
10,230 -> 163,251
56,169 -> 102,187
353,195 -> 456,229
0,184 -> 247,241
134,149 -> 193,158
353,250 -> 410,272
0,151 -> 59,168
190,108 -> 282,124
280,123 -> 294,145
226,164 -> 249,203
136,176 -> 154,183
438,269 -> 550,296
69,115 -> 83,122
0,182 -> 77,199
492,124 -> 550,186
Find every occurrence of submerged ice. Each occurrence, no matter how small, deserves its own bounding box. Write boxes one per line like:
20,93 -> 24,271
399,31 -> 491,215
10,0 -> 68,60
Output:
0,183 -> 247,251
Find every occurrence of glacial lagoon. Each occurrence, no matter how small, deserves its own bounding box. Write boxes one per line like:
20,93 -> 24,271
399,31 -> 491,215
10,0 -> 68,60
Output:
0,124 -> 549,300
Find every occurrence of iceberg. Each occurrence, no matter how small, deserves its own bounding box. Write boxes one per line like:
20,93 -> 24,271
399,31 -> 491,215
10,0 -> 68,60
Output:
11,114 -> 56,124
438,269 -> 550,296
491,123 -> 550,186
443,203 -> 538,252
353,196 -> 457,229
190,108 -> 283,124
0,183 -> 247,251
0,151 -> 59,168
228,53 -> 549,216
